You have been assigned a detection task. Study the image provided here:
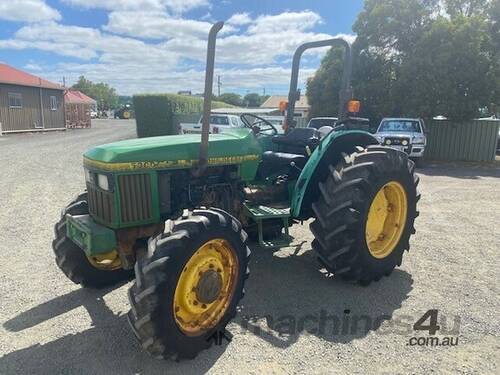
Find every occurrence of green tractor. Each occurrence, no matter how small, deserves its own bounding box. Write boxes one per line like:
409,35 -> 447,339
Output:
114,104 -> 133,119
53,22 -> 419,360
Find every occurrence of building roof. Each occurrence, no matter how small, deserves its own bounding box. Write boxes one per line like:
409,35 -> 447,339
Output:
64,89 -> 97,104
0,63 -> 63,90
260,95 -> 310,110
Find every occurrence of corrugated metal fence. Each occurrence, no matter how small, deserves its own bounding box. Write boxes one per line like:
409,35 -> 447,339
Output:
425,120 -> 499,162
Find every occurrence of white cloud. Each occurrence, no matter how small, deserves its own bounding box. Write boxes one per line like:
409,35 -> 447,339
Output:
9,22 -> 179,64
105,11 -> 213,39
0,9 -> 357,95
227,12 -> 252,25
0,0 -> 61,22
24,62 -> 43,71
105,11 -> 237,40
247,10 -> 322,34
63,0 -> 209,13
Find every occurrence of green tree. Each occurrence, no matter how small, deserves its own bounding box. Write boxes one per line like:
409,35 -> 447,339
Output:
72,76 -> 119,111
306,47 -> 346,118
217,93 -> 243,107
243,93 -> 262,107
399,15 -> 496,120
307,0 -> 499,121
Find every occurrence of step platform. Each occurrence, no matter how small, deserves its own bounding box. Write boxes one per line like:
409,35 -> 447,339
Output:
243,203 -> 293,248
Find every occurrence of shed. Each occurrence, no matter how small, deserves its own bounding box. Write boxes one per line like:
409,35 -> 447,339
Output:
64,90 -> 96,128
0,63 -> 65,133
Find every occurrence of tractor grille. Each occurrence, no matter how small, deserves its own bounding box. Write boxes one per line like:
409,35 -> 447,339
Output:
118,174 -> 153,223
87,183 -> 115,224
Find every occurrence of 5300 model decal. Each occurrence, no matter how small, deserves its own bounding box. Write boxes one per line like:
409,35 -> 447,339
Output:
83,154 -> 260,171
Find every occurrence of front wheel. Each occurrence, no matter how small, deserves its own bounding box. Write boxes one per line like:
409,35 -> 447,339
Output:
310,145 -> 420,285
127,208 -> 250,360
52,192 -> 133,288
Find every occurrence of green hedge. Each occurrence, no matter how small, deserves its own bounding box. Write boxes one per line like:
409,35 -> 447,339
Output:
133,94 -> 232,137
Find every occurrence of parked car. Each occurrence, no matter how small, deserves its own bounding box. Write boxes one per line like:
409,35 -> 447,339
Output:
180,114 -> 245,134
90,109 -> 98,119
374,118 -> 427,162
307,117 -> 338,129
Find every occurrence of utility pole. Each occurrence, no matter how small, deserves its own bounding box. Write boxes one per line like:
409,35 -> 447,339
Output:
262,87 -> 266,96
217,75 -> 221,97
62,76 -> 66,87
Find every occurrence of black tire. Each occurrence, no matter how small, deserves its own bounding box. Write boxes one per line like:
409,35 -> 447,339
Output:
128,208 -> 250,360
411,157 -> 424,168
310,145 -> 420,285
52,192 -> 133,288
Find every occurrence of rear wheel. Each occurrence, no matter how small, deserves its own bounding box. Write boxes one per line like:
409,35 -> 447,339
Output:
310,145 -> 420,285
52,192 -> 133,288
128,208 -> 250,360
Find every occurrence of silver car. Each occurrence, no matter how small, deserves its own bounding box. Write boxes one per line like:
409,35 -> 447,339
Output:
375,118 -> 427,159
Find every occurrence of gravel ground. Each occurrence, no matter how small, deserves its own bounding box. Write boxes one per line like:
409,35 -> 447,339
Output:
0,119 -> 499,374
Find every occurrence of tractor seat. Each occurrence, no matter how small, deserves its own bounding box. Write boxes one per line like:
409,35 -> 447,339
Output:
261,151 -> 307,170
272,127 -> 319,147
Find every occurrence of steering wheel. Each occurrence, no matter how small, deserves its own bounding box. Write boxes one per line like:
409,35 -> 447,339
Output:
240,114 -> 278,136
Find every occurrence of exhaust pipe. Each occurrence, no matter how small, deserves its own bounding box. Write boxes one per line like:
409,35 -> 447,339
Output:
198,21 -> 224,173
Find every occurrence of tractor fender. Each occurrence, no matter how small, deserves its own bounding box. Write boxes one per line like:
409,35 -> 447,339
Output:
290,130 -> 379,219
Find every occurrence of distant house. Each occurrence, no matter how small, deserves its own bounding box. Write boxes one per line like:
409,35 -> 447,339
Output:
260,95 -> 310,118
0,63 -> 65,133
64,90 -> 97,129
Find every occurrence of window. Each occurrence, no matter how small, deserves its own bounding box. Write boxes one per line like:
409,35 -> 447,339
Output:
378,120 -> 421,133
308,118 -> 338,129
50,96 -> 57,110
209,115 -> 229,125
8,93 -> 22,108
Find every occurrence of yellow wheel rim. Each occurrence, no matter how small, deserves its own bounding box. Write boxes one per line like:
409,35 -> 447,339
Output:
365,181 -> 408,259
87,249 -> 122,270
173,239 -> 239,336
123,111 -> 130,119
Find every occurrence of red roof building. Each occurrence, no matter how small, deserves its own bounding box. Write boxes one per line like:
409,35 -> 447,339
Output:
0,63 -> 65,133
64,89 -> 96,129
0,63 -> 63,90
64,89 -> 97,105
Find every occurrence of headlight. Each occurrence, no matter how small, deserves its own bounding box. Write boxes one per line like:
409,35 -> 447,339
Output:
97,174 -> 110,191
386,139 -> 392,145
402,140 -> 408,146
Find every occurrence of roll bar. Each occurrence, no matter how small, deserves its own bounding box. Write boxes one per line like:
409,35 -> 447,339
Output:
197,25 -> 353,171
286,38 -> 353,129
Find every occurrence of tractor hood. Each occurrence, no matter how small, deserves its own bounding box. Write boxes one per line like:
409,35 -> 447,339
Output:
83,128 -> 262,172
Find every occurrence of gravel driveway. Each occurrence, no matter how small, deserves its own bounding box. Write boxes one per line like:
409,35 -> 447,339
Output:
1,119 -> 499,374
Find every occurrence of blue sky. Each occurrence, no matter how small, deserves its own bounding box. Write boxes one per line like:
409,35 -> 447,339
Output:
0,0 -> 363,95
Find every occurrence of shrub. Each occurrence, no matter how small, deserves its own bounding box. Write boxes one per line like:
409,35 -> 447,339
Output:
133,94 -> 232,138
